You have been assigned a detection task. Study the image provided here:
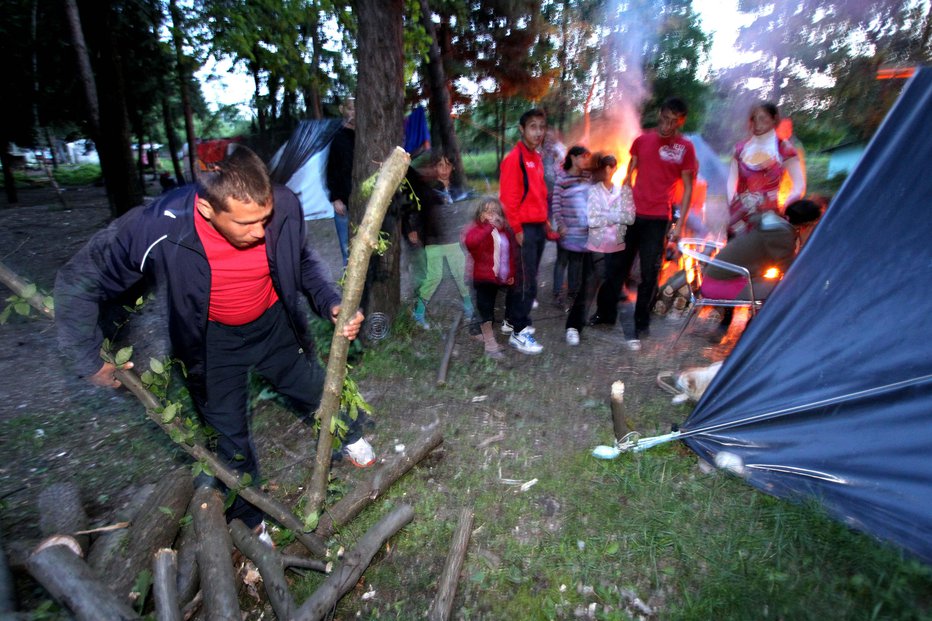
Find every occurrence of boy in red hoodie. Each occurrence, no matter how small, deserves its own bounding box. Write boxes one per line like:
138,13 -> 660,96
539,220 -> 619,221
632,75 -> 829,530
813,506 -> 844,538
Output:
499,108 -> 548,354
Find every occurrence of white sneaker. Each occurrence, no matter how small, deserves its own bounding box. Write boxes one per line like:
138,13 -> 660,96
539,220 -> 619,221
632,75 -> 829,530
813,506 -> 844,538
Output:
343,438 -> 376,468
509,327 -> 543,354
565,328 -> 580,346
625,339 -> 642,352
255,521 -> 274,547
532,298 -> 539,310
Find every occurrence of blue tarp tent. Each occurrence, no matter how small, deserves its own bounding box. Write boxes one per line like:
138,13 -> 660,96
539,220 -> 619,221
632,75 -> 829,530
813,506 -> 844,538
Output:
679,68 -> 932,562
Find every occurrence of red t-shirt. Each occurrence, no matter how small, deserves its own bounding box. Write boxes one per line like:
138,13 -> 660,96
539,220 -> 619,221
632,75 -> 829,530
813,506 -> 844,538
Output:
629,131 -> 698,219
194,203 -> 279,325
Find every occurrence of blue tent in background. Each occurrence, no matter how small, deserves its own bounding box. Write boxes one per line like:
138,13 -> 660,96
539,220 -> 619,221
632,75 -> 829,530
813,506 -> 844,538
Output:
677,68 -> 932,562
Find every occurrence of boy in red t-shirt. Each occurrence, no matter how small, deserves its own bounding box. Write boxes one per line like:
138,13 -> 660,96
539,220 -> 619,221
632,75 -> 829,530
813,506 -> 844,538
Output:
593,97 -> 698,350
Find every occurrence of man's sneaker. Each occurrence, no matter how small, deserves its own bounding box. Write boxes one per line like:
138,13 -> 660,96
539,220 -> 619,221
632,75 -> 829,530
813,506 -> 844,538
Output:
625,339 -> 642,352
565,328 -> 580,346
343,438 -> 376,468
255,521 -> 275,547
532,298 -> 539,310
509,327 -> 543,354
501,320 -> 534,335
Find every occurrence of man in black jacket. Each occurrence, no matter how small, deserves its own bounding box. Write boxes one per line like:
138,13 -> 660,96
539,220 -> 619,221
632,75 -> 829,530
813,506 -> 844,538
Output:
55,146 -> 373,529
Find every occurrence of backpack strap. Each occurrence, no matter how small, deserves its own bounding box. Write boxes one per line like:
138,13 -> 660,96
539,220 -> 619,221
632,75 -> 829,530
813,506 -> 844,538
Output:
518,150 -> 529,205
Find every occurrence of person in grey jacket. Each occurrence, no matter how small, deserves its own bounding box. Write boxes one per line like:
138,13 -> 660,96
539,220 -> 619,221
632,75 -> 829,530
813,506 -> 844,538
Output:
55,146 -> 373,529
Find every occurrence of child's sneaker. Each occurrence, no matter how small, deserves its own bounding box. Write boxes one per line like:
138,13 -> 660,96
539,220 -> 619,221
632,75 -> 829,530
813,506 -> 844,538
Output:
343,438 -> 376,468
501,320 -> 534,335
509,327 -> 543,354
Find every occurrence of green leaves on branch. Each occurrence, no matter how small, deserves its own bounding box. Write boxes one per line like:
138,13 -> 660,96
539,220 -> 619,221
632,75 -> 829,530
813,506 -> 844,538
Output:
0,283 -> 54,324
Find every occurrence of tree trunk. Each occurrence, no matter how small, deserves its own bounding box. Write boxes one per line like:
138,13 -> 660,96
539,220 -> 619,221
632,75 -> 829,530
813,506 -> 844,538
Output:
63,0 -> 99,133
350,0 -> 405,320
191,486 -> 240,621
161,92 -> 185,185
67,1 -> 143,217
251,61 -> 267,138
169,0 -> 198,184
292,504 -> 415,621
87,483 -> 155,574
419,0 -> 465,186
0,147 -> 18,205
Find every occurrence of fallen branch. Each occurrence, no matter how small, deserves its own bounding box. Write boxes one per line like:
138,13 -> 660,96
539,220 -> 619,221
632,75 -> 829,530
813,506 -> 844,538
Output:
303,146 -> 411,518
25,542 -> 138,621
191,486 -> 240,621
152,548 -> 181,621
229,520 -> 296,621
292,504 -> 415,621
174,495 -> 200,608
87,484 -> 155,574
316,424 -> 442,539
0,260 -> 54,320
427,507 -> 474,621
436,311 -> 463,386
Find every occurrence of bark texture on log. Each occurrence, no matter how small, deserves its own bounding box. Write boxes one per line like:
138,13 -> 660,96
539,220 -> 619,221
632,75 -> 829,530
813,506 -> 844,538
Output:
316,424 -> 442,539
153,548 -> 182,621
229,520 -> 294,621
174,496 -> 200,608
303,146 -> 411,518
293,503 -> 415,621
37,482 -> 90,553
191,487 -> 240,621
427,508 -> 474,621
88,483 -> 155,573
25,544 -> 138,621
100,469 -> 193,603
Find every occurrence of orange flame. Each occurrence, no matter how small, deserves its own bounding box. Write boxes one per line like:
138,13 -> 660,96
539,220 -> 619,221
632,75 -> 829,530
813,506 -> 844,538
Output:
763,267 -> 781,280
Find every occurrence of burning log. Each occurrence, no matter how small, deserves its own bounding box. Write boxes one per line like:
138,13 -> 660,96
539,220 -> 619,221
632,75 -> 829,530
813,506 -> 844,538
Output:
98,469 -> 193,604
191,486 -> 240,621
302,146 -> 411,518
292,503 -> 415,621
153,548 -> 182,621
427,507 -> 474,621
436,311 -> 463,386
37,482 -> 90,553
25,542 -> 139,621
315,423 -> 442,539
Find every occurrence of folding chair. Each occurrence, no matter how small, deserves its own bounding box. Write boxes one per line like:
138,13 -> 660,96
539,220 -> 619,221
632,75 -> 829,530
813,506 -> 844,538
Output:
673,237 -> 762,345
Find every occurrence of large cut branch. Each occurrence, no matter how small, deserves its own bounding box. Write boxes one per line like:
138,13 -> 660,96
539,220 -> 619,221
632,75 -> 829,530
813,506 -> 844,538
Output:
191,486 -> 240,621
37,482 -> 90,553
302,146 -> 411,518
25,543 -> 139,621
152,549 -> 181,621
292,503 -> 415,621
97,469 -> 192,604
316,423 -> 442,539
427,507 -> 474,621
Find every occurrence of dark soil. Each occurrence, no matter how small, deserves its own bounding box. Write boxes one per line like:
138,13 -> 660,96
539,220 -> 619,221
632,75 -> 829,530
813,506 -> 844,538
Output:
0,181 -> 734,617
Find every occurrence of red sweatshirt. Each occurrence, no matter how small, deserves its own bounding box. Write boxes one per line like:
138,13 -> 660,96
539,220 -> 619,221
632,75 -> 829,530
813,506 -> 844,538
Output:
499,141 -> 548,235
